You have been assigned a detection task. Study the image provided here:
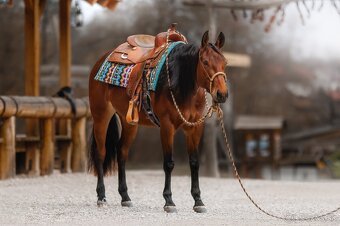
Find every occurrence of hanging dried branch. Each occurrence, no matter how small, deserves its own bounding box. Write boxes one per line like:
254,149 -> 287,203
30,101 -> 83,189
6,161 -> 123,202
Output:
243,9 -> 248,18
251,9 -> 264,23
311,0 -> 315,10
318,0 -> 324,12
277,7 -> 285,26
184,0 -> 340,33
331,0 -> 340,15
258,9 -> 265,21
302,0 -> 311,17
296,1 -> 305,25
251,9 -> 257,23
230,9 -> 238,21
264,6 -> 281,32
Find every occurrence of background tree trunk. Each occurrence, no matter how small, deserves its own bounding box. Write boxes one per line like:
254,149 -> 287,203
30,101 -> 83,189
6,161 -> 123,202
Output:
201,0 -> 220,177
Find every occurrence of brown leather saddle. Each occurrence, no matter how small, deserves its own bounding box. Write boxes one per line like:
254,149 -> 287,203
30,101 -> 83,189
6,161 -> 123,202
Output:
108,24 -> 187,126
128,35 -> 155,48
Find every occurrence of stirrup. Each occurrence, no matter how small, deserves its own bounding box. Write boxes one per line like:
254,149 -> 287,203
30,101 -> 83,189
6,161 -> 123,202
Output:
126,100 -> 139,125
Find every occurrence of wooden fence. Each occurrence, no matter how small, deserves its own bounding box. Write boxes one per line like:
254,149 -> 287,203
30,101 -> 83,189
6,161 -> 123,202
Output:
0,96 -> 91,180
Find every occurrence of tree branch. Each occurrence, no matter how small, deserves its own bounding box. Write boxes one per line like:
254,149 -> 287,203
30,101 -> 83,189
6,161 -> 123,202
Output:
183,0 -> 298,10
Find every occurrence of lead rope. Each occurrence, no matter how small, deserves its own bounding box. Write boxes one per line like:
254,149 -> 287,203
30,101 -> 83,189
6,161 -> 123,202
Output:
215,106 -> 340,221
165,29 -> 340,221
165,29 -> 217,127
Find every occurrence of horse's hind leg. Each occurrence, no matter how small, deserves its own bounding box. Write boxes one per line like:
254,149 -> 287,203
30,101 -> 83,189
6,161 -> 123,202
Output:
117,118 -> 138,207
92,108 -> 114,206
184,124 -> 206,213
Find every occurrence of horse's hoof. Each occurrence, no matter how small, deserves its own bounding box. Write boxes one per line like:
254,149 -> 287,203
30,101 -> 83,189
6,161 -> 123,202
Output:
193,205 -> 207,213
121,201 -> 133,207
164,205 -> 177,213
97,198 -> 107,207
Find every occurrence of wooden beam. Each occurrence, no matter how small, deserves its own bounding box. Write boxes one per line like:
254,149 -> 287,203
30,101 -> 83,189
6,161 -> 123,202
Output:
24,0 -> 41,97
223,52 -> 252,68
24,0 -> 46,176
59,0 -> 72,87
183,0 -> 296,10
59,0 -> 73,173
0,96 -> 90,118
0,117 -> 16,180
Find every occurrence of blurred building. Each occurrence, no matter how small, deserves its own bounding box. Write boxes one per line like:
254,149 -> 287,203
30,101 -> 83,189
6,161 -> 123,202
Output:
233,115 -> 283,178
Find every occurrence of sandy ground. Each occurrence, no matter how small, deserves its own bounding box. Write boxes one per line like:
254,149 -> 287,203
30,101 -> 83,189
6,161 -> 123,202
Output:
0,170 -> 340,226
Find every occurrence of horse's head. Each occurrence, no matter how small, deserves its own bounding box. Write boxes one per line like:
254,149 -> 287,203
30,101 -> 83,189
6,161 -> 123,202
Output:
197,31 -> 228,103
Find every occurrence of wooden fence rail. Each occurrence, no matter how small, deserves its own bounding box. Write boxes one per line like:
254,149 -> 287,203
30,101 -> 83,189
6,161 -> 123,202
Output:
0,96 -> 91,180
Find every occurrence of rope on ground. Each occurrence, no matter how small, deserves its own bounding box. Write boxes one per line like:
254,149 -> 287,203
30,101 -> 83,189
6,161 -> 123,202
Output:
216,105 -> 340,221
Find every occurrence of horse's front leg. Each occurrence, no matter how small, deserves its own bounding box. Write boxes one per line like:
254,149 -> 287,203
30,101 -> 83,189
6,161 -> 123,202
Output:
184,124 -> 206,213
160,121 -> 176,213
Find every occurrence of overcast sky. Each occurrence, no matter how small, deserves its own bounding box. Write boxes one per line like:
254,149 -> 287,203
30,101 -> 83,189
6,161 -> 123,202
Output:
269,1 -> 340,61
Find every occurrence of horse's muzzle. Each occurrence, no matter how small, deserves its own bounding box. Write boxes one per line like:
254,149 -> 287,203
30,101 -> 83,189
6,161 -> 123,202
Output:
215,91 -> 228,103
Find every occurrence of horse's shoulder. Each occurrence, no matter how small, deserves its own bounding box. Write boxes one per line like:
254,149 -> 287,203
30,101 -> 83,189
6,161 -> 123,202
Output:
193,89 -> 206,111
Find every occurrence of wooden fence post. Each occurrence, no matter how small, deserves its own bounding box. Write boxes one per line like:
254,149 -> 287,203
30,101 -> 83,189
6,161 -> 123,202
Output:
24,0 -> 45,176
0,117 -> 16,179
58,0 -> 72,174
40,118 -> 54,175
71,117 -> 86,172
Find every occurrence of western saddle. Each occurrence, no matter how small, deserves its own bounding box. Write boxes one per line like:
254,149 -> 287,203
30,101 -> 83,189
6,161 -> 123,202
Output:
108,24 -> 187,126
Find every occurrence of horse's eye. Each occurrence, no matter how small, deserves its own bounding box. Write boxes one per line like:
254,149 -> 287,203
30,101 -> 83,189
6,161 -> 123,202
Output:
203,60 -> 209,65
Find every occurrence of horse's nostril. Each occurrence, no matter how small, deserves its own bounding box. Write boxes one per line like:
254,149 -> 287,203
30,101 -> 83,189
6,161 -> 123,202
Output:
216,91 -> 226,102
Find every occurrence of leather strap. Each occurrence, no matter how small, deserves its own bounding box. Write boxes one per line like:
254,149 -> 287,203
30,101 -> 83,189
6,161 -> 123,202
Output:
126,100 -> 139,125
126,62 -> 146,98
141,71 -> 160,127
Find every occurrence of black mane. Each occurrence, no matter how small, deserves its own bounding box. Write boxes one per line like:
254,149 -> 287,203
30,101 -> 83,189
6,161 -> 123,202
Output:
156,43 -> 199,102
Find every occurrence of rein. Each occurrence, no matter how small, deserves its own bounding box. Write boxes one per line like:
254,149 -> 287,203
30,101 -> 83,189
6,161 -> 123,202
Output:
165,29 -> 340,221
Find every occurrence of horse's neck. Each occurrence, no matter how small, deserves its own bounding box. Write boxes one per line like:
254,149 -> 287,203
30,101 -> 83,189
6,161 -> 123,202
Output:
182,87 -> 206,111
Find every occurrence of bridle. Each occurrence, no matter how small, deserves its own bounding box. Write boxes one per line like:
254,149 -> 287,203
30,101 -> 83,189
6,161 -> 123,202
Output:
198,50 -> 227,95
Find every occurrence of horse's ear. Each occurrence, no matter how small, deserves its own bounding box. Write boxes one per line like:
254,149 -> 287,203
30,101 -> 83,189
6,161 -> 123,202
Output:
201,30 -> 209,47
215,32 -> 225,49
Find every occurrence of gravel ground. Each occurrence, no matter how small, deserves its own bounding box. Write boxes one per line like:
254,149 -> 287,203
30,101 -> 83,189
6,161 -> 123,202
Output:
0,170 -> 340,225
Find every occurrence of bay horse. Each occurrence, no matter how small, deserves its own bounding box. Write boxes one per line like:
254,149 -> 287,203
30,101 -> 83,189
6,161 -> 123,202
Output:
88,30 -> 228,213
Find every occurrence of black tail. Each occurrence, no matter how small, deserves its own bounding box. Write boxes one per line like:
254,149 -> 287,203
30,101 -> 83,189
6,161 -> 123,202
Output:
88,114 -> 121,175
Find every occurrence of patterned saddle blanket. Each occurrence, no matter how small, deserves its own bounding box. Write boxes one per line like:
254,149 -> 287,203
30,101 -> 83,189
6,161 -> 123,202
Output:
94,41 -> 184,91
